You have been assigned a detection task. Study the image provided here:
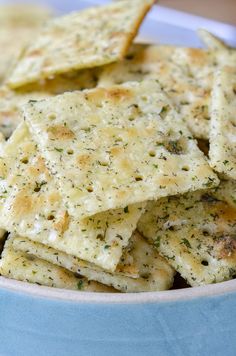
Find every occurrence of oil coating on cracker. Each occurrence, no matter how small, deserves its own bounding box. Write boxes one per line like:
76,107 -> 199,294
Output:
0,235 -> 115,292
7,0 -> 155,88
13,231 -> 175,293
24,80 -> 218,219
0,123 -> 144,271
138,180 -> 236,287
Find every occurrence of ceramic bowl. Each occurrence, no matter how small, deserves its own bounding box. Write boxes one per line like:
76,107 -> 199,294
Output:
0,277 -> 236,356
1,1 -> 236,355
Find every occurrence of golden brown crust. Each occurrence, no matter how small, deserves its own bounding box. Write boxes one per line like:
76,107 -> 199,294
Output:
53,211 -> 70,234
0,123 -> 145,271
47,125 -> 75,140
24,80 -> 218,220
12,231 -> 175,293
8,0 -> 154,88
138,180 -> 236,286
0,236 -> 116,292
11,191 -> 34,218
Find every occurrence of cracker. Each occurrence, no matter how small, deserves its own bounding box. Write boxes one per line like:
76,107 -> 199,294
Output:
0,3 -> 51,27
13,231 -> 174,293
209,67 -> 236,179
12,232 -> 140,281
138,181 -> 236,286
13,228 -> 146,281
213,48 -> 236,68
172,45 -> 236,88
0,132 -> 5,153
99,43 -> 235,140
0,123 -> 144,271
198,29 -> 230,51
24,80 -> 218,218
0,236 -> 115,292
0,4 -> 51,84
99,44 -> 214,139
0,86 -> 53,139
166,46 -> 236,139
0,69 -> 99,138
98,44 -> 177,87
8,0 -> 154,88
0,27 -> 37,84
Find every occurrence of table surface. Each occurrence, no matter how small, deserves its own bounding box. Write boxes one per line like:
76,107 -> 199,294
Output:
159,0 -> 236,25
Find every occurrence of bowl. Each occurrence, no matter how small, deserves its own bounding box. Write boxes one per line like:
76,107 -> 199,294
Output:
1,1 -> 236,355
0,277 -> 236,355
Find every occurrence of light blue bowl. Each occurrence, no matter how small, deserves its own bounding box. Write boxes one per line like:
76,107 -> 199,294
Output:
0,278 -> 236,356
1,1 -> 236,355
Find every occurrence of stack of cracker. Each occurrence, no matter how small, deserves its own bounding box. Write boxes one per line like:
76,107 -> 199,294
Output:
0,1 -> 235,292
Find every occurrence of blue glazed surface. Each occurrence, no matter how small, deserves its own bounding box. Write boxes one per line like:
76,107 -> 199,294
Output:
0,286 -> 236,356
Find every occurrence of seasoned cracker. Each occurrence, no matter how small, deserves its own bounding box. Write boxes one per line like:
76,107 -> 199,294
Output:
24,80 -> 218,218
0,236 -> 114,292
0,123 -> 144,271
0,4 -> 51,84
0,70 -> 99,138
0,27 -> 37,84
198,29 -> 229,51
8,0 -> 154,88
0,86 -> 53,139
99,43 -> 234,140
0,3 -> 51,26
138,181 -> 236,286
98,44 -> 215,139
171,46 -> 236,137
209,67 -> 236,179
13,231 -> 174,293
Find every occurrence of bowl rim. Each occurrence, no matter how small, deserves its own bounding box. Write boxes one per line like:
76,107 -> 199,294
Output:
0,276 -> 235,304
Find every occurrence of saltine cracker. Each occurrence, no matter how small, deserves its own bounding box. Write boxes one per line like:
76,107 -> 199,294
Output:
209,67 -> 236,179
138,181 -> 236,286
8,0 -> 154,88
0,70 -> 98,139
13,231 -> 175,293
24,80 -> 218,219
0,4 -> 51,84
198,29 -> 230,51
0,236 -> 115,292
98,44 -> 213,139
0,123 -> 144,271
